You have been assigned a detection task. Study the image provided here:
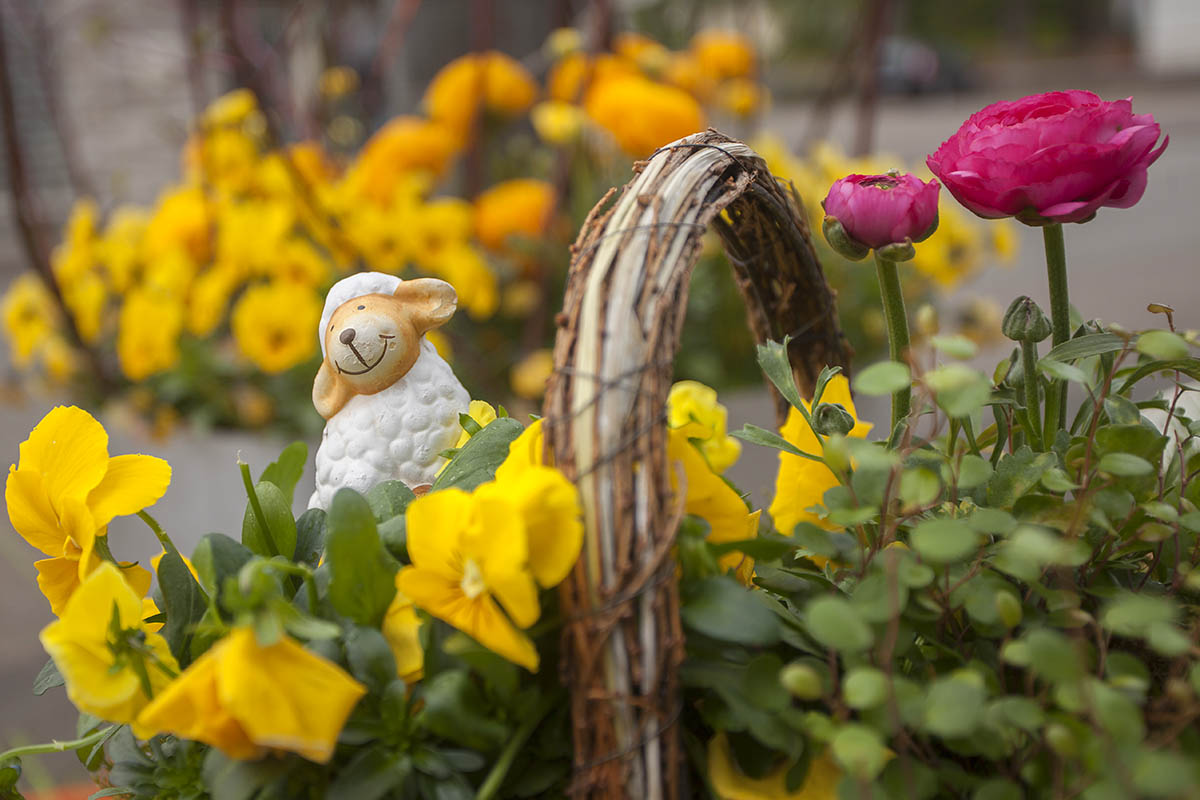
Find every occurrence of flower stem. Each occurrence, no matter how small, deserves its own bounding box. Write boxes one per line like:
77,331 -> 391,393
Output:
475,694 -> 555,800
0,726 -> 114,763
874,253 -> 912,432
1020,339 -> 1045,451
137,510 -> 178,555
1042,223 -> 1070,440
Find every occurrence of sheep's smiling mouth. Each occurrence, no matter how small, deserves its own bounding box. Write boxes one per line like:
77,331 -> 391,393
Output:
336,335 -> 394,375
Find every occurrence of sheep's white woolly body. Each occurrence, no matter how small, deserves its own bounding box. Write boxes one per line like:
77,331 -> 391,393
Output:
308,340 -> 469,509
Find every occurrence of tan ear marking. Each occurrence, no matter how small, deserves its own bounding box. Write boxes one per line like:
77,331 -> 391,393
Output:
313,360 -> 352,419
393,278 -> 458,334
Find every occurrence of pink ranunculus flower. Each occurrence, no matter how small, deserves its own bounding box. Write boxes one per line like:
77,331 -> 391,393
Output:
821,172 -> 941,254
927,90 -> 1167,225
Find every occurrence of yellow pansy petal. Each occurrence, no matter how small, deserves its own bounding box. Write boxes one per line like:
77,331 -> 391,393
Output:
398,568 -> 539,671
6,468 -> 66,556
382,587 -> 424,683
494,467 -> 582,589
405,489 -> 470,580
217,628 -> 367,764
494,419 -> 545,480
142,596 -> 163,633
88,454 -> 172,529
708,732 -> 842,800
18,406 -> 110,504
35,556 -> 84,616
122,562 -> 153,598
136,642 -> 265,760
464,494 -> 539,628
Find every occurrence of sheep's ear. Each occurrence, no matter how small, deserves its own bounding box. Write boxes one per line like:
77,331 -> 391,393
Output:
313,360 -> 352,419
393,278 -> 457,334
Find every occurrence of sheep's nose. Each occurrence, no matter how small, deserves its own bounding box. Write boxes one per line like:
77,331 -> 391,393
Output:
339,328 -> 356,345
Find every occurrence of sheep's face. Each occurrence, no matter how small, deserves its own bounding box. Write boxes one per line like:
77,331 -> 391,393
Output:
313,278 -> 459,419
324,293 -> 419,395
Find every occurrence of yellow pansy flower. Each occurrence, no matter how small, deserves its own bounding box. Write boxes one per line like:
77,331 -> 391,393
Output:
427,244 -> 499,320
424,51 -> 538,143
117,289 -> 184,382
770,376 -> 871,546
455,400 -> 499,448
667,380 -> 741,473
473,178 -> 557,253
231,282 -> 321,374
708,733 -> 841,800
1,273 -> 58,367
6,405 -> 170,613
398,465 -> 582,672
690,30 -> 757,81
40,563 -> 178,735
584,76 -> 705,158
187,265 -> 240,337
510,349 -> 554,400
137,627 -> 367,764
382,587 -> 424,684
354,115 -> 460,201
495,418 -> 546,479
531,101 -> 585,146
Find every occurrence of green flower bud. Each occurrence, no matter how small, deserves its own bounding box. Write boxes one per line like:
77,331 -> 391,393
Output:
812,402 -> 855,436
822,216 -> 870,261
1001,296 -> 1052,343
780,661 -> 824,700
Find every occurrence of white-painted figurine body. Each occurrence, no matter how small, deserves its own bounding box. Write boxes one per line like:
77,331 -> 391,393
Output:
308,272 -> 469,510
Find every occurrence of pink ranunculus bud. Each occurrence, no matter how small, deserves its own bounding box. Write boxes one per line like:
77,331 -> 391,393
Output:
927,90 -> 1168,226
821,172 -> 941,258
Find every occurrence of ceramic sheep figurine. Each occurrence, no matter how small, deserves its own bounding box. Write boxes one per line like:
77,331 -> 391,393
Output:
308,272 -> 470,510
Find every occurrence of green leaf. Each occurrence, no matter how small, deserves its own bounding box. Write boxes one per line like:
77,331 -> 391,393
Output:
201,748 -> 288,800
853,361 -> 911,396
418,670 -> 509,751
366,481 -> 416,522
744,654 -> 790,711
851,572 -> 909,623
911,518 -> 978,564
1044,332 -> 1125,362
345,625 -> 398,693
1137,330 -> 1189,361
731,424 -> 814,459
926,364 -> 992,418
1102,593 -> 1177,637
898,467 -> 940,508
1025,629 -> 1083,683
831,723 -> 889,780
931,334 -> 978,359
33,658 -> 63,696
191,533 -> 254,604
325,746 -> 411,800
1117,357 -> 1200,394
294,508 -> 327,568
923,674 -> 986,738
988,447 -> 1056,507
708,534 -> 797,561
1096,452 -> 1154,477
681,576 -> 780,646
1038,358 -> 1090,385
258,441 -> 308,504
432,417 -> 524,491
955,455 -> 994,490
1132,749 -> 1194,797
1040,468 -> 1079,492
325,489 -> 398,627
159,549 -> 207,667
756,338 -> 807,411
843,667 -> 888,710
804,595 -> 872,653
241,480 -> 297,560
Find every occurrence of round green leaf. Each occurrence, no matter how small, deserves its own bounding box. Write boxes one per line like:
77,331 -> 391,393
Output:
911,518 -> 979,564
923,675 -> 986,738
843,668 -> 888,710
926,364 -> 993,418
853,360 -> 912,396
831,723 -> 889,780
805,595 -> 873,653
1096,452 -> 1154,477
1137,330 -> 1189,361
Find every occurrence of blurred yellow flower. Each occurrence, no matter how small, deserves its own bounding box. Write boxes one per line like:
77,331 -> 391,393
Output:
667,380 -> 741,473
318,65 -> 359,98
428,244 -> 499,320
510,349 -> 554,400
40,563 -> 178,735
187,265 -> 240,337
770,375 -> 871,547
355,116 -> 460,199
412,197 -> 474,273
203,88 -> 259,128
991,219 -> 1018,261
97,206 -> 149,293
5,405 -> 168,613
455,399 -> 499,448
137,627 -> 367,763
398,465 -> 582,671
547,52 -> 637,104
270,237 -> 333,286
424,51 -> 538,142
143,186 -> 212,266
1,273 -> 58,367
232,384 -> 275,428
231,282 -> 321,374
426,329 -> 452,360
613,32 -> 669,73
40,335 -> 78,384
708,732 -> 841,799
117,289 -> 184,381
690,30 -> 757,81
382,587 -> 424,684
717,78 -> 768,117
662,52 -> 714,100
584,76 -> 705,157
474,178 -> 556,253
531,100 -> 585,146
545,27 -> 583,59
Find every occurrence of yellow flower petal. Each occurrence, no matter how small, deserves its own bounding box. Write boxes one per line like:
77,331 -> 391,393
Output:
35,556 -> 85,616
405,489 -> 471,581
463,495 -> 539,629
708,732 -> 841,800
382,586 -> 424,684
88,454 -> 172,529
218,628 -> 367,763
6,467 -> 66,556
770,375 -> 871,539
494,419 -> 545,480
489,466 -> 582,589
17,406 -> 109,504
398,567 -> 539,671
136,642 -> 264,760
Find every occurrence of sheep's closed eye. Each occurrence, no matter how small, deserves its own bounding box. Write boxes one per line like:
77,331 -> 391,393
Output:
357,305 -> 365,310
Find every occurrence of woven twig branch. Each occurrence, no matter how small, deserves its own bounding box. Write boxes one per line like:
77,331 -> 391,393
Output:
542,131 -> 849,799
